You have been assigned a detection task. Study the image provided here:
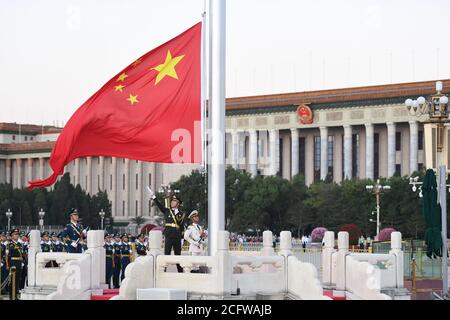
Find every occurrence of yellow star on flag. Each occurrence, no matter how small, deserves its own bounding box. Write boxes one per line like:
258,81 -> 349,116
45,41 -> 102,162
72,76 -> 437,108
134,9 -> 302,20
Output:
117,73 -> 128,82
114,85 -> 125,92
151,50 -> 185,85
126,94 -> 139,105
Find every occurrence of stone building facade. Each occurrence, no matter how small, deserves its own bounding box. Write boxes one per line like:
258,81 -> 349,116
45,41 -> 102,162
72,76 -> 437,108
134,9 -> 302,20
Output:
1,79 -> 449,221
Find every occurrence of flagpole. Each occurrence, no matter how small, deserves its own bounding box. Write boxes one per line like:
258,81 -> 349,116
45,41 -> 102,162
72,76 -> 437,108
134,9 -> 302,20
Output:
207,0 -> 226,255
201,3 -> 209,232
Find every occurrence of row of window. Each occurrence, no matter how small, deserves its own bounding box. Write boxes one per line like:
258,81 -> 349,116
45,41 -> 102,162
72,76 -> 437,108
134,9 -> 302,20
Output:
11,135 -> 34,141
72,173 -> 152,191
311,131 -> 424,182
121,199 -> 154,217
224,130 -> 424,161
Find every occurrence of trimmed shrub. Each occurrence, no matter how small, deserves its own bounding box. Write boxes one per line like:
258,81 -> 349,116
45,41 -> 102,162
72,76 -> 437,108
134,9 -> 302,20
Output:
377,228 -> 396,242
340,224 -> 362,245
311,227 -> 328,242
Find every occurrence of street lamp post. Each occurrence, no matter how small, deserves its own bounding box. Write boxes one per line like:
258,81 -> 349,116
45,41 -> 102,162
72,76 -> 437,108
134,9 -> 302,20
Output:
38,208 -> 45,232
405,81 -> 449,299
5,209 -> 13,231
366,179 -> 390,238
99,209 -> 105,230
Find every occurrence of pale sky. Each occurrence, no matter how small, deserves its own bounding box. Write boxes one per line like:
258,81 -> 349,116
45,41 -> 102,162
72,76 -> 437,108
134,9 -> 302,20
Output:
1,0 -> 450,126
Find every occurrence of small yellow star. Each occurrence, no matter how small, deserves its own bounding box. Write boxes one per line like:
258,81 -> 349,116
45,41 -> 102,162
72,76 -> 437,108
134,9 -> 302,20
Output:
126,94 -> 139,105
114,85 -> 125,92
117,73 -> 128,82
132,58 -> 142,67
151,50 -> 185,85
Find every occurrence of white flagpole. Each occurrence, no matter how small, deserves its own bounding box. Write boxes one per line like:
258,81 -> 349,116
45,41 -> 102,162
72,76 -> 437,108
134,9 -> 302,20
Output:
201,6 -> 207,172
207,0 -> 226,255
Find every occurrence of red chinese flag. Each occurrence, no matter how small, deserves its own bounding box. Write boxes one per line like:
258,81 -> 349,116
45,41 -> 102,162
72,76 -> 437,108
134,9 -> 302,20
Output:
28,23 -> 202,190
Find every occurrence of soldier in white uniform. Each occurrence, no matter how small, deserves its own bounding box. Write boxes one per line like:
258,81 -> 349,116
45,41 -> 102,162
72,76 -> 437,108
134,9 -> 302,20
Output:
184,210 -> 207,256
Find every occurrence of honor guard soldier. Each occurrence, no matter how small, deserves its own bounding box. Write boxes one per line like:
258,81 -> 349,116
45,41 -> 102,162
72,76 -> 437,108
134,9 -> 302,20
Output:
60,208 -> 86,253
119,234 -> 132,281
104,233 -> 115,288
20,233 -> 29,289
6,229 -> 25,298
184,210 -> 207,256
1,232 -> 8,291
135,233 -> 147,256
112,234 -> 121,288
148,187 -> 187,273
41,231 -> 52,252
51,232 -> 64,252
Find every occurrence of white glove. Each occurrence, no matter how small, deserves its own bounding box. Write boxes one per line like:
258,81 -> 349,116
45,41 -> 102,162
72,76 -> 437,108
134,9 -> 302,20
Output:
129,250 -> 132,254
147,186 -> 156,199
71,242 -> 78,248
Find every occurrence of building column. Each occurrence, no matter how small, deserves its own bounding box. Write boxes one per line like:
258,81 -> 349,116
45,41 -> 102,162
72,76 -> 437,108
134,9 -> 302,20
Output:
99,156 -> 105,190
269,129 -> 280,176
305,133 -> 314,185
111,158 -> 117,217
86,157 -> 92,194
27,158 -> 33,184
231,130 -> 239,169
334,131 -> 343,183
387,122 -> 396,177
16,159 -> 22,189
74,158 -> 80,186
39,158 -> 45,180
248,129 -> 258,177
365,123 -> 374,180
320,127 -> 328,180
124,159 -> 130,217
5,159 -> 11,184
343,125 -> 352,179
409,121 -> 419,174
291,128 -> 299,178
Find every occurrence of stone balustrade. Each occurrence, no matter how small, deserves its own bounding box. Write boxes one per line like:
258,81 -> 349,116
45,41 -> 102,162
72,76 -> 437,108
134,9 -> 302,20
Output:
322,231 -> 408,300
21,229 -> 106,300
116,229 -> 327,300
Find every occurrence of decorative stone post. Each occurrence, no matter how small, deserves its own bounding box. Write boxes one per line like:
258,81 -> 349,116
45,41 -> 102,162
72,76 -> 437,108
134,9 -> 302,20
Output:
87,230 -> 105,289
27,230 -> 41,287
278,231 -> 292,257
389,231 -> 404,288
148,230 -> 163,257
322,231 -> 336,286
216,231 -> 231,295
336,231 -> 349,294
261,231 -> 274,256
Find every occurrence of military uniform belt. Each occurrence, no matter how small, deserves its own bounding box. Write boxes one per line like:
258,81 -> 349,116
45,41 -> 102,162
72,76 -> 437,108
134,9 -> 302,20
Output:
11,257 -> 23,261
121,254 -> 130,257
106,255 -> 112,258
165,223 -> 180,229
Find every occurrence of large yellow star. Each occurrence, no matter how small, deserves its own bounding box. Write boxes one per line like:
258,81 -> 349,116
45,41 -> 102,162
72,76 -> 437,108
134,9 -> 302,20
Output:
126,94 -> 139,105
151,50 -> 185,85
117,73 -> 128,82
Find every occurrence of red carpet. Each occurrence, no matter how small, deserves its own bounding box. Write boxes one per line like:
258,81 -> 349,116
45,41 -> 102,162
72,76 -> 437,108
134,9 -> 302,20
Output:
323,290 -> 346,300
90,288 -> 119,300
